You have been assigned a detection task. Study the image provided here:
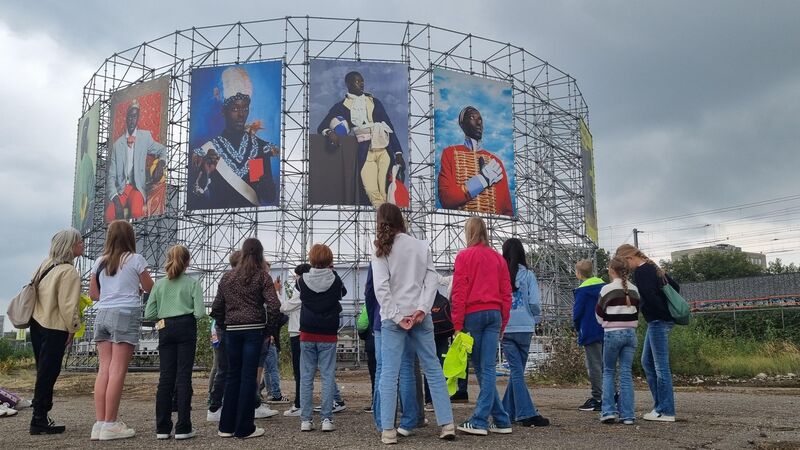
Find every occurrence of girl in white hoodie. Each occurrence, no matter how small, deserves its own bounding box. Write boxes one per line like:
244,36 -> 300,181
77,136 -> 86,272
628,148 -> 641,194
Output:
371,203 -> 455,444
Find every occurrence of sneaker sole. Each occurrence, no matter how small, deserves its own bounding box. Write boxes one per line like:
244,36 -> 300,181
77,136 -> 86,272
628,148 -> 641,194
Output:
644,417 -> 676,422
457,426 -> 488,436
600,417 -> 617,424
156,433 -> 171,439
99,433 -> 135,441
218,432 -> 234,438
489,427 -> 513,434
439,433 -> 456,440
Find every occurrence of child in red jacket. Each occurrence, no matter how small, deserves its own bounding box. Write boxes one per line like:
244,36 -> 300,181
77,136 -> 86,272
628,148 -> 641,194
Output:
451,217 -> 512,436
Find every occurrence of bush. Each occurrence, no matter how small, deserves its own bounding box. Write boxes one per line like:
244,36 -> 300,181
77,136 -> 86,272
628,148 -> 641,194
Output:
535,328 -> 587,383
195,316 -> 213,370
0,338 -> 34,374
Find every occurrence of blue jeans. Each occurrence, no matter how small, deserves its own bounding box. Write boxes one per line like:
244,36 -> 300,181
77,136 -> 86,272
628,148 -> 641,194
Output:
220,329 -> 263,437
379,316 -> 453,430
300,341 -> 337,421
601,329 -> 637,420
642,320 -> 675,416
463,310 -> 510,429
501,332 -> 539,422
372,330 -> 420,431
264,343 -> 282,398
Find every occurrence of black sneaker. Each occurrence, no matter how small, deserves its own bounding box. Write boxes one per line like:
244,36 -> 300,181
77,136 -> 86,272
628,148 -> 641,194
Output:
30,416 -> 66,435
362,404 -> 373,413
593,400 -> 603,412
450,392 -> 469,403
520,415 -> 550,427
578,398 -> 599,411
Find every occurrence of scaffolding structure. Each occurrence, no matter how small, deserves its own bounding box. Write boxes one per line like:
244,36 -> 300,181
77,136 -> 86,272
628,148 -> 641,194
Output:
65,16 -> 594,370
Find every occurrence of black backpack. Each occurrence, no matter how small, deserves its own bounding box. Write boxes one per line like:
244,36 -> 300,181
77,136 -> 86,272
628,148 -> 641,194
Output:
431,292 -> 454,336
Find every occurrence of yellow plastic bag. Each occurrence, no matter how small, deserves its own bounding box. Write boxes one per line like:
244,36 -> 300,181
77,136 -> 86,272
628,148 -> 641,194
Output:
442,332 -> 473,396
74,293 -> 94,339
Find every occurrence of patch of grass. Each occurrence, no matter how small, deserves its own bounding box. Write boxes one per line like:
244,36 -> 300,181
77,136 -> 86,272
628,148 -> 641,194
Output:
0,339 -> 34,375
705,341 -> 800,378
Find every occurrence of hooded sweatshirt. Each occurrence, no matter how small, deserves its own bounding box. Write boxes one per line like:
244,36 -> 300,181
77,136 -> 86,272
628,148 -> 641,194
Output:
572,277 -> 605,346
504,265 -> 542,334
371,233 -> 439,325
298,268 -> 345,342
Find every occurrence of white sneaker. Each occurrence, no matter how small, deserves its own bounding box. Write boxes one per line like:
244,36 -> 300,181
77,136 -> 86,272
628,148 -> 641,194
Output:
90,421 -> 103,440
643,411 -> 675,422
156,432 -> 170,439
254,404 -> 279,419
440,423 -> 456,440
396,427 -> 414,437
175,429 -> 196,440
381,429 -> 398,445
217,431 -> 234,438
16,399 -> 32,409
300,420 -> 314,432
321,418 -> 335,432
242,427 -> 265,439
283,406 -> 301,417
207,408 -> 221,422
99,421 -> 135,441
0,404 -> 17,417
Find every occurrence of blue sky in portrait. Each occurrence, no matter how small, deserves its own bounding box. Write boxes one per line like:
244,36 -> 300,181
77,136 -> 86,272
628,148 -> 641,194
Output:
433,67 -> 515,211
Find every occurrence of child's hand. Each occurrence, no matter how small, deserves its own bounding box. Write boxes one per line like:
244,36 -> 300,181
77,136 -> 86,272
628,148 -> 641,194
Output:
399,317 -> 414,330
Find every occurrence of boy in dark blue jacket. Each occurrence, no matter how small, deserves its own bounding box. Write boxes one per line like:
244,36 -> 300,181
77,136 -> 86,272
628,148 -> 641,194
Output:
572,259 -> 606,411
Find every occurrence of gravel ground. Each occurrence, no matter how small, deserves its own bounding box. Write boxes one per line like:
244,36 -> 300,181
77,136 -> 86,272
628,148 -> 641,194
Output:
2,370 -> 799,449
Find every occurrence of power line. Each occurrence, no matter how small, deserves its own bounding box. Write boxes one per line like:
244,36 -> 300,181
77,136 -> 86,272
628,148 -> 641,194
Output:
600,194 -> 800,230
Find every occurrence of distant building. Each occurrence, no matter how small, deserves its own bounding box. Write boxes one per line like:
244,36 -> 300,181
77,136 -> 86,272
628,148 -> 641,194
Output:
671,244 -> 767,268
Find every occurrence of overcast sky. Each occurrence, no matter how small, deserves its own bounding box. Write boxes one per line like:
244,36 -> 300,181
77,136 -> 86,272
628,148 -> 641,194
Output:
1,1 -> 798,329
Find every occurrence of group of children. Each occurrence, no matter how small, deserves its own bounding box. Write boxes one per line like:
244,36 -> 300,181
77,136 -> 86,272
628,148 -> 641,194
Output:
26,213 -> 678,443
573,247 -> 679,425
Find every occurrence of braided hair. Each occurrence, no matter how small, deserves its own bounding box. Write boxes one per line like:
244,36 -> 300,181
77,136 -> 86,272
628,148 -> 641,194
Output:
374,203 -> 407,257
609,255 -> 632,306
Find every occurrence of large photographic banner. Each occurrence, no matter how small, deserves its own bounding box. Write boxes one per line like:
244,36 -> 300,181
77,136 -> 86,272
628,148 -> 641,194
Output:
72,101 -> 100,233
188,61 -> 282,211
105,76 -> 170,222
580,119 -> 598,243
433,68 -> 516,217
308,60 -> 409,208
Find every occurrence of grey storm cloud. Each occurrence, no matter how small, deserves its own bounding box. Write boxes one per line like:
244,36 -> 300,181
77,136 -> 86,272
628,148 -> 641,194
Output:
0,0 -> 799,328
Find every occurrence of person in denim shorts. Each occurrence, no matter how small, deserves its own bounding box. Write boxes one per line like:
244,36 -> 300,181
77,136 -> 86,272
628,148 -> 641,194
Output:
89,220 -> 154,441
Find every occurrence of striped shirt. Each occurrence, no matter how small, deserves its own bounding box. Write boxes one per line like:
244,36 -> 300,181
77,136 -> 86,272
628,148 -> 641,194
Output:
595,278 -> 640,331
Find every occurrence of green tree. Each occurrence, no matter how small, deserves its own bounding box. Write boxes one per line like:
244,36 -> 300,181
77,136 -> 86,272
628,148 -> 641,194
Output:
596,248 -> 611,282
661,250 -> 764,283
767,258 -> 799,274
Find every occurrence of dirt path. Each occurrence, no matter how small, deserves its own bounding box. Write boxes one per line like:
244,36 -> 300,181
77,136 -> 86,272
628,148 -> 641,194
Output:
1,370 -> 798,449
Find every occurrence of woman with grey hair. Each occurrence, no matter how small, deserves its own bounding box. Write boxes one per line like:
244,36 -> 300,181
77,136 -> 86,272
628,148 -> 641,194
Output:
29,228 -> 84,435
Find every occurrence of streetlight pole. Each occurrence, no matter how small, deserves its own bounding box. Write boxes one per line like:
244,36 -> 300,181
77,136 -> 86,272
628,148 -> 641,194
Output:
633,228 -> 644,248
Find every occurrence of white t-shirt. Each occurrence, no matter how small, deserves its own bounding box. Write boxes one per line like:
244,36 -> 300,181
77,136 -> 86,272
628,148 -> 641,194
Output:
92,253 -> 148,309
